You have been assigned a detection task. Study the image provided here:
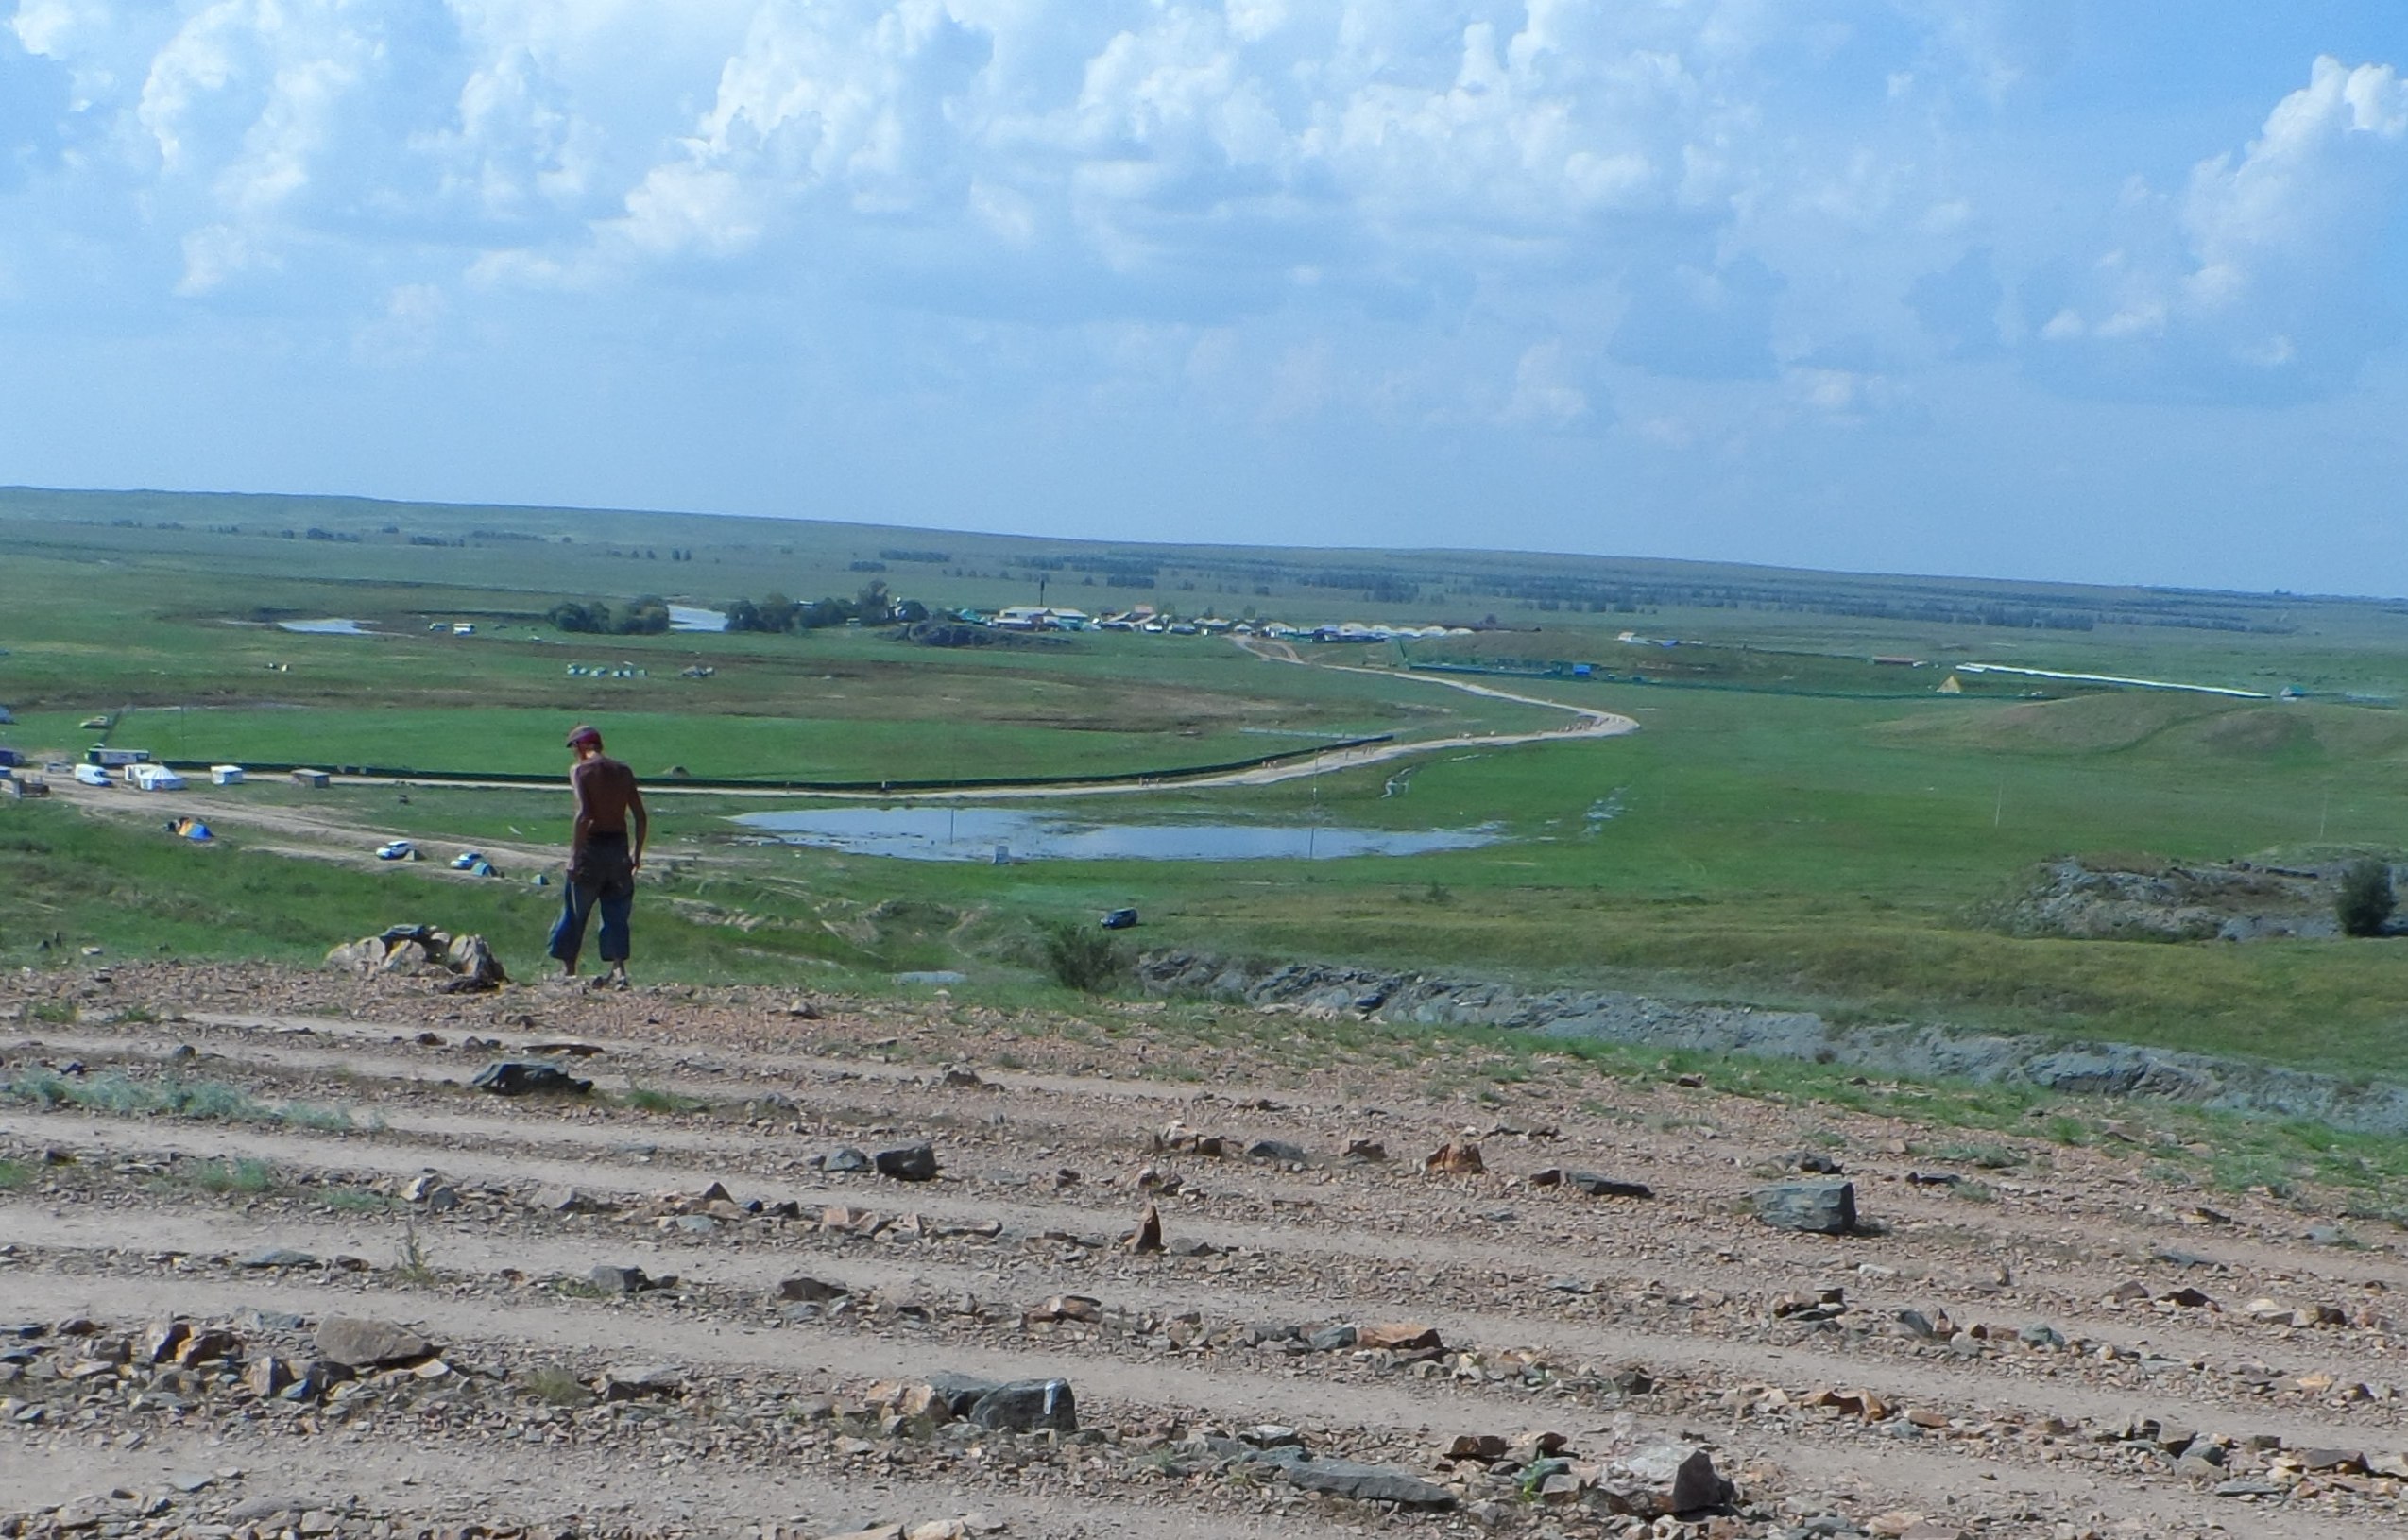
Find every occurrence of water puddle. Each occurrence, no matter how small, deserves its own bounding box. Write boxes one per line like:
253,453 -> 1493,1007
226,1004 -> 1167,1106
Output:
277,618 -> 374,635
733,805 -> 1502,863
670,606 -> 728,632
1584,788 -> 1627,835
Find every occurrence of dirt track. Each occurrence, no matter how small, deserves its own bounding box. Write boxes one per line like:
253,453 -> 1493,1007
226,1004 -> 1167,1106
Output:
5,965 -> 2406,1539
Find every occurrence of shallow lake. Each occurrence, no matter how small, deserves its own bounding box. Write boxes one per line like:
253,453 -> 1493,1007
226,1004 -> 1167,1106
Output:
670,606 -> 728,632
733,805 -> 1501,862
278,618 -> 373,635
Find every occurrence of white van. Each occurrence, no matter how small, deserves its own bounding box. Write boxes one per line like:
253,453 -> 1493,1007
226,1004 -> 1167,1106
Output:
74,763 -> 111,787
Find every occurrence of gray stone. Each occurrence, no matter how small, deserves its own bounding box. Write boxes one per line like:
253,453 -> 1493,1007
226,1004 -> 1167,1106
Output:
967,1378 -> 1077,1432
1306,1325 -> 1358,1352
589,1264 -> 654,1295
313,1316 -> 434,1369
924,1373 -> 1003,1416
2018,1323 -> 2066,1348
820,1147 -> 874,1174
1252,1449 -> 1455,1509
1564,1171 -> 1654,1199
1600,1444 -> 1733,1517
2214,1479 -> 2286,1498
601,1363 -> 685,1400
238,1248 -> 318,1270
873,1142 -> 939,1182
773,1275 -> 848,1304
1751,1180 -> 1856,1235
470,1061 -> 590,1096
442,933 -> 506,989
1246,1138 -> 1308,1164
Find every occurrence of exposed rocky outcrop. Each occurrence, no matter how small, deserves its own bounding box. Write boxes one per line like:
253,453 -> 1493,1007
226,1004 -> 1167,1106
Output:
1136,949 -> 2408,1136
1987,856 -> 2373,943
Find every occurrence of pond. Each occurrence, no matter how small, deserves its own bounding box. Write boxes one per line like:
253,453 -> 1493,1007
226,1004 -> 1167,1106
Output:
670,606 -> 728,632
733,805 -> 1502,863
278,618 -> 375,635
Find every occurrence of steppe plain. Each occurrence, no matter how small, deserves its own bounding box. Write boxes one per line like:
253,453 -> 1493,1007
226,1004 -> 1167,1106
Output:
9,489 -> 2408,1540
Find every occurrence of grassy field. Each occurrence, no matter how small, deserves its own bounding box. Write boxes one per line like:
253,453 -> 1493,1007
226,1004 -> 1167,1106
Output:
10,488 -> 2408,1085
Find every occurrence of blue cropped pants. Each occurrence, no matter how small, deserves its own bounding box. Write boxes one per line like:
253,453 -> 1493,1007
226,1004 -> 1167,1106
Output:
547,832 -> 634,966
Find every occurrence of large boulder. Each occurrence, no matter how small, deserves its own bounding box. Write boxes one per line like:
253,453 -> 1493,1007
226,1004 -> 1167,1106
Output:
1592,1443 -> 1733,1517
322,939 -> 384,974
471,1061 -> 591,1096
874,1143 -> 939,1182
314,1317 -> 435,1370
442,933 -> 506,991
1752,1180 -> 1856,1235
966,1378 -> 1077,1433
1251,1448 -> 1455,1509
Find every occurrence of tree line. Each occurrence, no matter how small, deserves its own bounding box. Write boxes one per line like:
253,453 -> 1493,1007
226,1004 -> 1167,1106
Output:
722,580 -> 926,633
548,596 -> 672,635
544,581 -> 928,637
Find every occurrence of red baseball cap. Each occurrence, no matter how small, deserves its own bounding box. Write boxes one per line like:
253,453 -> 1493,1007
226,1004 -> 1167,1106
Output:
566,724 -> 603,749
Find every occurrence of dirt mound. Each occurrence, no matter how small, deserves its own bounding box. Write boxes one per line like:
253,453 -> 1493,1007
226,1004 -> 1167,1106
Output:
1878,693 -> 2408,764
1873,692 -> 2233,755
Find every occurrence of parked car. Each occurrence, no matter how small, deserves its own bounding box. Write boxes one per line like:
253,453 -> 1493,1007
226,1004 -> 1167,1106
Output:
375,840 -> 418,861
73,763 -> 111,787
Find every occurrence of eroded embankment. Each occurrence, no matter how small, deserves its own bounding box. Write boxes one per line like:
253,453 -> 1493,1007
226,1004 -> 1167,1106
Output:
1136,950 -> 2408,1137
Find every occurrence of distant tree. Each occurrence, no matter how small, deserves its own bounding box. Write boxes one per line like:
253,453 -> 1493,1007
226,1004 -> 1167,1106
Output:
549,600 -> 612,634
892,597 -> 929,624
755,592 -> 800,632
614,595 -> 672,635
722,597 -> 761,632
856,578 -> 892,623
2338,858 -> 2396,937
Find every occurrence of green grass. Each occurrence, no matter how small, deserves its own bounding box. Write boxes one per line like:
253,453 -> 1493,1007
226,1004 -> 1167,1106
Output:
614,1083 -> 712,1115
0,1158 -> 31,1191
521,1364 -> 596,1407
15,490 -> 2408,1089
317,1187 -> 396,1213
188,1157 -> 282,1195
0,1069 -> 355,1130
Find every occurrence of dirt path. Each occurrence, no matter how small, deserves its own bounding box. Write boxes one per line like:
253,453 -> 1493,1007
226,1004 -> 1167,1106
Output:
7,978 -> 2407,1539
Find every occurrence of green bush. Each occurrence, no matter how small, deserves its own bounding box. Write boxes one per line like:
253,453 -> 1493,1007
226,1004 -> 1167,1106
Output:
2337,858 -> 2396,937
1040,920 -> 1126,994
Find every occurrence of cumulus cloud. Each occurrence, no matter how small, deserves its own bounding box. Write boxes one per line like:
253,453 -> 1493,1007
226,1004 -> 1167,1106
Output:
5,0 -> 2406,513
2031,57 -> 2408,403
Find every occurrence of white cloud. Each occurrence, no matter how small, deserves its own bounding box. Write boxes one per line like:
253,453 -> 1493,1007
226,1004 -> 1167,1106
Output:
2034,57 -> 2408,402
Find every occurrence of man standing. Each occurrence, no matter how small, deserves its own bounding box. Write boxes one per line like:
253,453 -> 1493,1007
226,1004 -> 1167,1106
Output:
548,724 -> 647,989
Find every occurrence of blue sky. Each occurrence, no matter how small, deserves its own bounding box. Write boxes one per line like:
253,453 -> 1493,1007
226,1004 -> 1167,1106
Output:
3,2 -> 2405,592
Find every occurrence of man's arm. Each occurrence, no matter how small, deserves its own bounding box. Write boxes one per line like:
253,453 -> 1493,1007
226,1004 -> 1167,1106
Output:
570,764 -> 593,857
627,783 -> 648,870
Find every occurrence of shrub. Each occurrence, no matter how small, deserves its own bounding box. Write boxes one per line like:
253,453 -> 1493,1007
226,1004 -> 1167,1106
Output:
1040,920 -> 1126,994
2337,858 -> 2396,937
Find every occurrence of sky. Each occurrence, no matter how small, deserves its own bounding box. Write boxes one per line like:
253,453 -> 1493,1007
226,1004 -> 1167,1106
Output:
3,2 -> 2406,594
